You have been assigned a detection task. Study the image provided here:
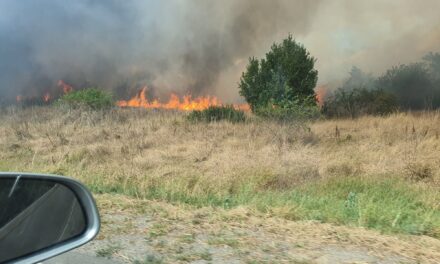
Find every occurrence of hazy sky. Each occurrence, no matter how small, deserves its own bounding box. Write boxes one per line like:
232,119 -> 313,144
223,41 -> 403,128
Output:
0,0 -> 439,102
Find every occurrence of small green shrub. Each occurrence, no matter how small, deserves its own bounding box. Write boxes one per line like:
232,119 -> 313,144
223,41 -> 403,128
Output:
255,96 -> 321,122
58,88 -> 113,109
187,106 -> 246,123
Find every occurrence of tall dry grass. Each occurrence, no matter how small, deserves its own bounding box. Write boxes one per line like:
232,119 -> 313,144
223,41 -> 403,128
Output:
0,106 -> 439,236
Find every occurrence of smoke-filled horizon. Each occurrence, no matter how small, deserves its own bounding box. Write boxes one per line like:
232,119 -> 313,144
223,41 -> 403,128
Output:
1,0 -> 439,103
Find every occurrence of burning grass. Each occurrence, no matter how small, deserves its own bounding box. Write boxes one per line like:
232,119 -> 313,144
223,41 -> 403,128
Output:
1,106 -> 439,238
116,86 -> 250,111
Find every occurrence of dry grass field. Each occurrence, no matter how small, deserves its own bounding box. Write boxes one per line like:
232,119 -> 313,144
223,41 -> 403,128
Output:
1,106 -> 440,262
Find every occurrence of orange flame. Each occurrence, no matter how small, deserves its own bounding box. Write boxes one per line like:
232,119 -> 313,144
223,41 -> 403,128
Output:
43,92 -> 51,102
15,80 -> 74,103
234,104 -> 251,111
117,86 -> 249,111
15,81 -> 250,111
58,80 -> 73,94
315,86 -> 327,107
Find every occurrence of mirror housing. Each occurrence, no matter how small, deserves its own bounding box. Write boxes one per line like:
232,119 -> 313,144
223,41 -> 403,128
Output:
0,173 -> 100,264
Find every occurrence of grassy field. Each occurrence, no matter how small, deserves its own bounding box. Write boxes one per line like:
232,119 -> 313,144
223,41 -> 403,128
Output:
1,106 -> 439,239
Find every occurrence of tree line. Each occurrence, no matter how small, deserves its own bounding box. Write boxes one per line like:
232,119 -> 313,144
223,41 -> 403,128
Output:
238,35 -> 440,119
324,53 -> 440,117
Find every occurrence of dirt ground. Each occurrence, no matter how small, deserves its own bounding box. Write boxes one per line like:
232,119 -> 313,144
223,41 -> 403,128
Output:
76,194 -> 440,264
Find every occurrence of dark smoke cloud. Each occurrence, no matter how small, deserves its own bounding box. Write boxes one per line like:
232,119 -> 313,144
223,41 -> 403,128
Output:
0,0 -> 439,103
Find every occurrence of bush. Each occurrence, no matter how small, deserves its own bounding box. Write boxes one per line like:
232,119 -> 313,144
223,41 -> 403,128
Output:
321,66 -> 398,118
423,52 -> 440,83
58,88 -> 113,109
377,63 -> 435,110
255,96 -> 321,122
239,35 -> 318,111
323,87 -> 397,118
423,52 -> 440,107
187,106 -> 246,123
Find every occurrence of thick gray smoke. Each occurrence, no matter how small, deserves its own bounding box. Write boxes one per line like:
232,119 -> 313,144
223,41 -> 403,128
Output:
0,0 -> 439,103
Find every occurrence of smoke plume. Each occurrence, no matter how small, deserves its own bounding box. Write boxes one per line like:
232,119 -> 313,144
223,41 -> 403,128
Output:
0,0 -> 439,103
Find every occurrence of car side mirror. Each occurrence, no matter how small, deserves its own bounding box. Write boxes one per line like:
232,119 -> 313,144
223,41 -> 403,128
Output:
0,173 -> 100,264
